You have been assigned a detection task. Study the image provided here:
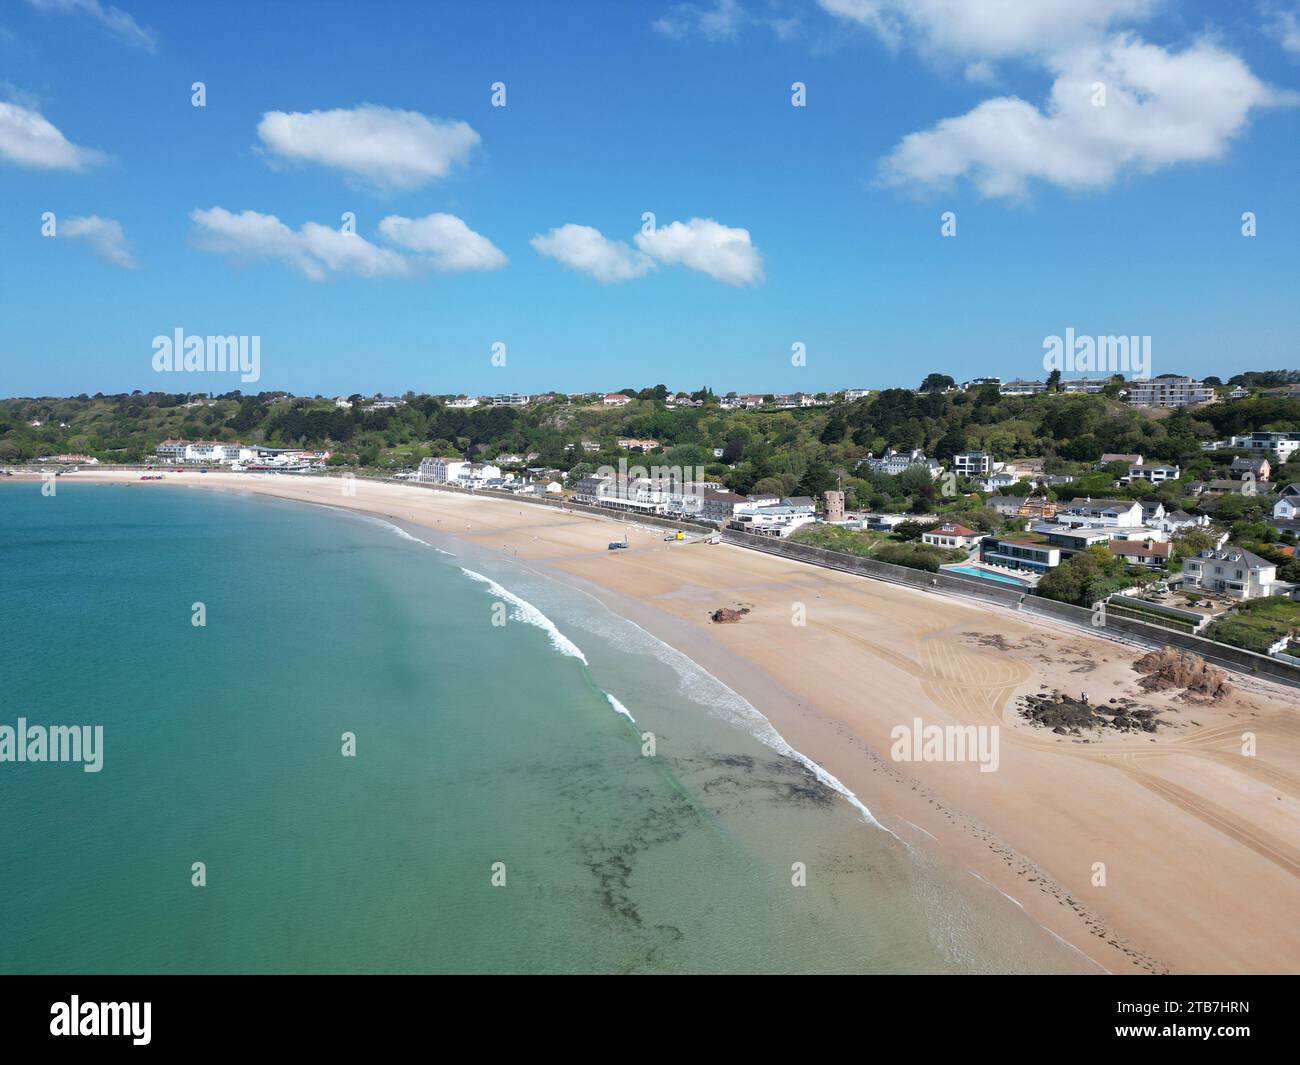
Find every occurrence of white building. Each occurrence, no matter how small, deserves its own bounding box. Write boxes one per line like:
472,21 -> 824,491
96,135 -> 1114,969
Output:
155,440 -> 258,466
575,474 -> 668,514
1181,546 -> 1279,600
1059,377 -> 1110,394
417,457 -> 467,484
977,472 -> 1023,492
1273,486 -> 1300,523
457,463 -> 503,486
1155,509 -> 1212,535
701,490 -> 749,523
1229,432 -> 1300,464
492,394 -> 529,407
446,396 -> 480,409
728,498 -> 816,538
602,393 -> 633,406
953,452 -> 994,477
1124,463 -> 1181,484
1057,498 -> 1145,528
922,522 -> 982,549
1000,379 -> 1046,395
862,448 -> 943,478
1126,377 -> 1216,408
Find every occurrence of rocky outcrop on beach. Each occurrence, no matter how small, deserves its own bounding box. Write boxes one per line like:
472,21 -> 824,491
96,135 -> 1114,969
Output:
1132,648 -> 1232,700
1018,691 -> 1162,735
709,606 -> 751,624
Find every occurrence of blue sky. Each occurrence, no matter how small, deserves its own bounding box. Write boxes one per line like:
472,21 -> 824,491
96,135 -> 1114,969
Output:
1,0 -> 1298,398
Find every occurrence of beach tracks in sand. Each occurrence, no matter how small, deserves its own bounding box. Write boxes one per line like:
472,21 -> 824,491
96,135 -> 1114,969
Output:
822,613 -> 1300,884
817,616 -> 1030,725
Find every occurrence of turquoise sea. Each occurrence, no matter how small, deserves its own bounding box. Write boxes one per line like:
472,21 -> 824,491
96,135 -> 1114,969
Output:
0,483 -> 1095,973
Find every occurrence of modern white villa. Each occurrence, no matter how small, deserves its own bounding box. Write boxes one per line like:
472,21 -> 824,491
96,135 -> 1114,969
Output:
1180,546 -> 1281,600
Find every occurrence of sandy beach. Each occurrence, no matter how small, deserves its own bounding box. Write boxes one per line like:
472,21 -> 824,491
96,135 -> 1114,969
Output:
45,469 -> 1300,974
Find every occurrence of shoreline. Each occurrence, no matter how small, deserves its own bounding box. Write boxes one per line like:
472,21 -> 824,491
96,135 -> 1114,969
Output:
19,472 -> 1300,974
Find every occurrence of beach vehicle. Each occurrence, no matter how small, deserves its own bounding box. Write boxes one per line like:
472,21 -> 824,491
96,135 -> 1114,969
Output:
608,541 -> 628,550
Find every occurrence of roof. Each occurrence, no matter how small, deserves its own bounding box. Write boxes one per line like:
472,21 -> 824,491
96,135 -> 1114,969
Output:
1192,546 -> 1272,569
1066,497 -> 1137,511
931,523 -> 978,536
1205,478 -> 1274,493
1108,540 -> 1172,558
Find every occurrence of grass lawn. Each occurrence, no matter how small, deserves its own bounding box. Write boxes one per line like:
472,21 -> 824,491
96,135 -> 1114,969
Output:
1206,597 -> 1300,654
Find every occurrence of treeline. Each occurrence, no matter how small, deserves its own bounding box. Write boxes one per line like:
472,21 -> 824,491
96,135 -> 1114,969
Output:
2,384 -> 1297,509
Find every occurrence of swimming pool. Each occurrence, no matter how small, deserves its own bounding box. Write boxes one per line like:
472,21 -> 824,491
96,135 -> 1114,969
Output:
945,564 -> 1035,588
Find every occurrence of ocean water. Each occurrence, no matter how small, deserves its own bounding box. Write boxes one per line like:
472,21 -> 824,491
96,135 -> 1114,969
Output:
0,483 -> 1095,973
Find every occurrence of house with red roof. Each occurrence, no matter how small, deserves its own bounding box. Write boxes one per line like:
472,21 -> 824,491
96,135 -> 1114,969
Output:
921,522 -> 983,550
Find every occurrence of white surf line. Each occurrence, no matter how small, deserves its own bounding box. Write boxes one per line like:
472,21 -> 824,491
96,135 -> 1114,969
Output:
968,870 -> 1025,909
1044,925 -> 1112,973
459,567 -> 590,664
604,693 -> 637,723
471,556 -> 900,840
343,511 -> 459,554
457,570 -> 637,725
897,817 -> 938,842
972,873 -> 1112,972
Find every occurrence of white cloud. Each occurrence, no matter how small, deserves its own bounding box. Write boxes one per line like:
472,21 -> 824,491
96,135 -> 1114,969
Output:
533,218 -> 765,285
636,218 -> 764,285
1265,4 -> 1300,56
377,213 -> 506,271
256,105 -> 479,190
191,207 -> 505,281
61,214 -> 135,267
0,100 -> 103,169
819,0 -> 1156,60
653,0 -> 806,43
25,0 -> 156,53
881,35 -> 1294,199
653,0 -> 747,41
531,224 -> 654,283
963,60 -> 998,85
191,207 -> 414,281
